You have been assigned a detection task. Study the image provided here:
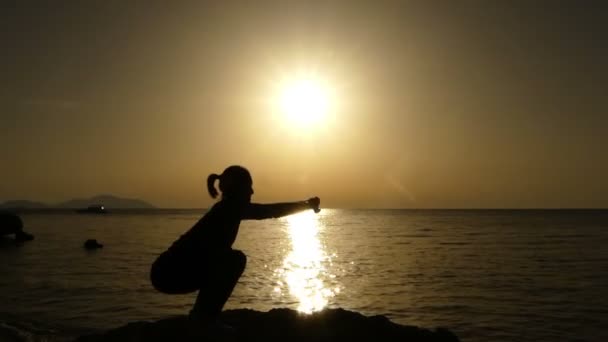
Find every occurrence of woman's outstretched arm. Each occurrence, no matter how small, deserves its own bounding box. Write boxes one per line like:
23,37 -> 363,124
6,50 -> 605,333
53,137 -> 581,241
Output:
242,197 -> 320,220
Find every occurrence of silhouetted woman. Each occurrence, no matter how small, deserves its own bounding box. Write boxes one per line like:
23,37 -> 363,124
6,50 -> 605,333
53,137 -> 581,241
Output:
150,165 -> 320,328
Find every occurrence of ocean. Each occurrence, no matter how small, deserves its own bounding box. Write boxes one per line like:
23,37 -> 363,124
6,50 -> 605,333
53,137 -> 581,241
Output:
0,209 -> 607,341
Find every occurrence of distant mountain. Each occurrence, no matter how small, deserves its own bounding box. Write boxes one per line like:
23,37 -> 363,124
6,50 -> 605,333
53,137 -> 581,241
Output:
0,200 -> 49,209
58,194 -> 156,209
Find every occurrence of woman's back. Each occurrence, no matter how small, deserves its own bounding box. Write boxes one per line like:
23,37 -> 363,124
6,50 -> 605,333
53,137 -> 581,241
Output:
168,201 -> 242,257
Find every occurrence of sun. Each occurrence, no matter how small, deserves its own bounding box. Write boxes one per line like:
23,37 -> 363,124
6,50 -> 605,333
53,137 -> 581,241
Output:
277,76 -> 332,127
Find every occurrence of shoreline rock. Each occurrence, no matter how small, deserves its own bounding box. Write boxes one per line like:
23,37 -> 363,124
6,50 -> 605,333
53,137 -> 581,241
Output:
84,239 -> 104,249
75,307 -> 460,342
0,212 -> 35,243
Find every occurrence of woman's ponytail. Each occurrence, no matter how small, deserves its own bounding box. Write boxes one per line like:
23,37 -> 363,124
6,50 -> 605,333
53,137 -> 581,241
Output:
207,173 -> 220,198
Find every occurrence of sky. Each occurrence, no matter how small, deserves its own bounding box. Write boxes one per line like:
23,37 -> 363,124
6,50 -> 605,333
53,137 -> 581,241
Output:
1,1 -> 607,209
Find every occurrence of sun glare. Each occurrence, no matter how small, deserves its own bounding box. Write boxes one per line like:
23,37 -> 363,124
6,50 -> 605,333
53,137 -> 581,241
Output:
277,76 -> 332,128
273,211 -> 339,313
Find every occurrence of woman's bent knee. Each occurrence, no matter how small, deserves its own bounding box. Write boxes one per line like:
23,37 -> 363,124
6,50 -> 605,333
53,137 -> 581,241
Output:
150,259 -> 167,292
232,250 -> 247,270
150,254 -> 199,294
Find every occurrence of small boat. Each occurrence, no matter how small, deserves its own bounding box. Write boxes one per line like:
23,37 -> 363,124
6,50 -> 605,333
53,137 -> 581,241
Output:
76,205 -> 108,214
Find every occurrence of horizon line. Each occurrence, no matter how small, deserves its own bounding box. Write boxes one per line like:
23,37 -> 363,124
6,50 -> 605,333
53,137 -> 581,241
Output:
2,207 -> 607,211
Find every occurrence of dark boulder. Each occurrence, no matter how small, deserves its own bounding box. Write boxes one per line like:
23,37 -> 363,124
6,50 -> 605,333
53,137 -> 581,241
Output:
0,212 -> 23,236
84,239 -> 103,249
0,212 -> 34,242
15,230 -> 34,242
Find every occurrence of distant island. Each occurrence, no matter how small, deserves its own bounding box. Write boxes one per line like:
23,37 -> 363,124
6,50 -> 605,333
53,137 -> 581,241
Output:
0,200 -> 49,209
0,195 -> 156,210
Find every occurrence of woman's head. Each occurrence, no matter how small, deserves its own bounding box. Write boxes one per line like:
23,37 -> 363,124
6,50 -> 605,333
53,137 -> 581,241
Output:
207,165 -> 253,202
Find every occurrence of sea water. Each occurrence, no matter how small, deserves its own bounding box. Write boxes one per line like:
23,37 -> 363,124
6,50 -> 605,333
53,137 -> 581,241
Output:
0,209 -> 607,341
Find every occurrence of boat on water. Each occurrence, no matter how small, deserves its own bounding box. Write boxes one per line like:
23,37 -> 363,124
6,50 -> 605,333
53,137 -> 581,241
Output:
75,205 -> 108,214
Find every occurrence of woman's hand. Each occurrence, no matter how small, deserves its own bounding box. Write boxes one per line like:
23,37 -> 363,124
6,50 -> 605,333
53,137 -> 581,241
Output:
307,197 -> 321,213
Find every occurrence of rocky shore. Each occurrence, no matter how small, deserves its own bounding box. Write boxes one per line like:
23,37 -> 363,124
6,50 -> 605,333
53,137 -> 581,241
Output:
75,307 -> 459,342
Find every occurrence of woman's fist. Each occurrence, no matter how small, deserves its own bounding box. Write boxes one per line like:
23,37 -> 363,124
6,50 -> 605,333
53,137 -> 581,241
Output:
307,197 -> 321,213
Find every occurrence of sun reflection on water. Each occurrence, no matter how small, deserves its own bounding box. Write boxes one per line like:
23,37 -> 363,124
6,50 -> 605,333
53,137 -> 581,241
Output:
273,211 -> 339,313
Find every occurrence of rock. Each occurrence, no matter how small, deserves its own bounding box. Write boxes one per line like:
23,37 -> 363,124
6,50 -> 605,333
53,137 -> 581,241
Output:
74,308 -> 460,342
15,231 -> 34,242
84,239 -> 103,249
0,212 -> 23,236
0,212 -> 34,243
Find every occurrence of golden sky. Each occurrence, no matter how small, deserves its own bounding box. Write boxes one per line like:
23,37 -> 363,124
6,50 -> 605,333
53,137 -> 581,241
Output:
1,2 -> 607,208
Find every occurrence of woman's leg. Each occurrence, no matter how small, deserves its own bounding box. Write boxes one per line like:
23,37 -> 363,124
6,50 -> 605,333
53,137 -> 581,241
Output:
190,249 -> 247,320
150,252 -> 200,294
